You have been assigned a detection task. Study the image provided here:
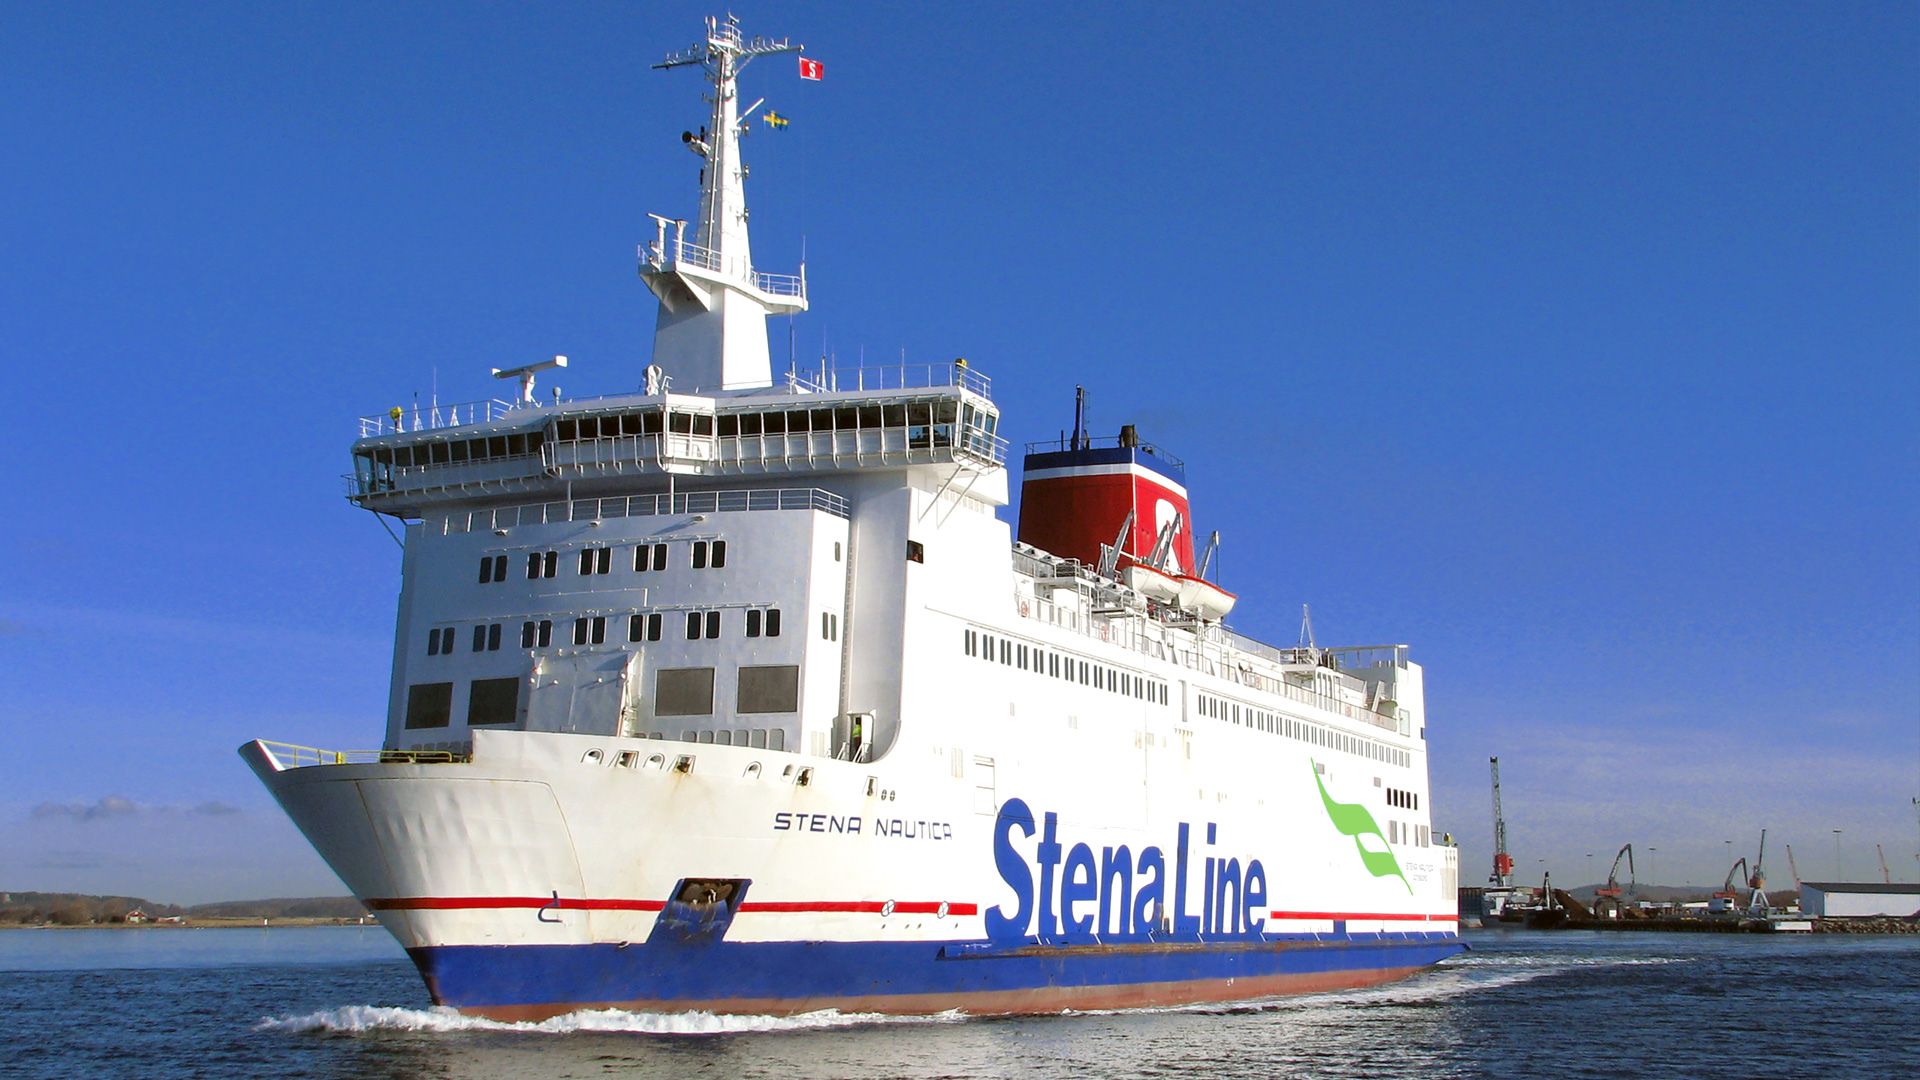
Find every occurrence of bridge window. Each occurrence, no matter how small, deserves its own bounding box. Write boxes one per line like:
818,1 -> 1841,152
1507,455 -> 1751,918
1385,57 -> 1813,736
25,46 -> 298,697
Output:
404,682 -> 453,729
655,667 -> 715,716
521,619 -> 553,649
471,623 -> 502,652
427,627 -> 456,656
527,550 -> 557,579
573,616 -> 605,645
467,677 -> 519,726
477,554 -> 507,583
630,612 -> 662,643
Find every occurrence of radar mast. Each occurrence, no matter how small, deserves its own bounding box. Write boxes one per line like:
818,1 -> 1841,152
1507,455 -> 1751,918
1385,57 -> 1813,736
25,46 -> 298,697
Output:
640,13 -> 809,392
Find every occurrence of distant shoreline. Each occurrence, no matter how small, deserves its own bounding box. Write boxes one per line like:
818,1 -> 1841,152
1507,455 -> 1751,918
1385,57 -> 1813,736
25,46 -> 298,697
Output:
1,917 -> 376,930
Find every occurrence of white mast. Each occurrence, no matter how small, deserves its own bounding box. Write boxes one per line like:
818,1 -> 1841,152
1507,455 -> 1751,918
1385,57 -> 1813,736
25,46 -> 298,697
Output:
641,14 -> 808,393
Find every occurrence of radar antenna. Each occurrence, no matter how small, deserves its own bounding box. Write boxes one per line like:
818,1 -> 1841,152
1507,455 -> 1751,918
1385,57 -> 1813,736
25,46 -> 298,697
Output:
492,355 -> 568,405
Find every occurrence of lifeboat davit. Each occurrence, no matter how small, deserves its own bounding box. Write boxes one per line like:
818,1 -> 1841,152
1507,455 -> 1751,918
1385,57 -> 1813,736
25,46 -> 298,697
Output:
1174,575 -> 1236,621
1123,562 -> 1182,604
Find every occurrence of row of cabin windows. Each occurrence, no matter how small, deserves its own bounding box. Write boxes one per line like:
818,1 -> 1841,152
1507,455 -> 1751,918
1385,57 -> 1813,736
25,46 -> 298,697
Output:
490,542 -> 728,584
1388,787 -> 1420,810
1388,820 -> 1433,848
963,629 -> 1168,705
552,402 -> 966,443
510,609 -> 787,650
426,624 -> 504,655
362,431 -> 544,469
402,663 -> 801,730
1196,692 -> 1411,769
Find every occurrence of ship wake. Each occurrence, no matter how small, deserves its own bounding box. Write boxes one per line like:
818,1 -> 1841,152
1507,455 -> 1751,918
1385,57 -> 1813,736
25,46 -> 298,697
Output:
257,1004 -> 968,1037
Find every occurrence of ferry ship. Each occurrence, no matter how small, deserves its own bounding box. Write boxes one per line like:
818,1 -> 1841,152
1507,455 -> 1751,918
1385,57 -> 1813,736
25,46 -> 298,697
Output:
243,15 -> 1463,1019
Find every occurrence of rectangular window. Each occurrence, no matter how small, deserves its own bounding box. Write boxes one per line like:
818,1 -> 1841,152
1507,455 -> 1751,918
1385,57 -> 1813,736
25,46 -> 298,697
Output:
487,623 -> 502,651
471,624 -> 486,652
655,667 -> 715,716
492,554 -> 507,582
737,665 -> 800,714
651,543 -> 667,571
404,682 -> 453,729
822,612 -> 831,640
764,609 -> 780,638
467,677 -> 520,726
478,556 -> 494,583
688,611 -> 704,639
906,540 -> 924,564
711,540 -> 727,568
647,612 -> 662,641
579,547 -> 611,575
591,616 -> 606,644
704,610 -> 719,639
692,541 -> 708,569
746,610 -> 763,638
630,614 -> 647,642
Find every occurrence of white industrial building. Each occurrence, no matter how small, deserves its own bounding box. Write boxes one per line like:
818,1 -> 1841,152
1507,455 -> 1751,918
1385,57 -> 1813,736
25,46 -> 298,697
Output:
1799,882 -> 1920,919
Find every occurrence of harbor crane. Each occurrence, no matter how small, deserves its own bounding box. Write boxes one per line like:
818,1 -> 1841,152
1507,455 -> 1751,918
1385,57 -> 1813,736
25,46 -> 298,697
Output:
1785,844 -> 1802,889
1747,828 -> 1771,914
1710,830 -> 1771,915
1877,844 -> 1891,885
1489,757 -> 1514,887
1595,843 -> 1636,899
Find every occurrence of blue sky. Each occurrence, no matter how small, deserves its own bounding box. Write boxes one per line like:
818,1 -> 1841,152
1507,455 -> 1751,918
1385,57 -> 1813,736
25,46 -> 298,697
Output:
3,2 -> 1915,903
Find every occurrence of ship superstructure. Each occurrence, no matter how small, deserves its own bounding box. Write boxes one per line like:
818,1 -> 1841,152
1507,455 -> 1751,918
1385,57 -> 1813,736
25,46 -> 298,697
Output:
247,14 -> 1462,1018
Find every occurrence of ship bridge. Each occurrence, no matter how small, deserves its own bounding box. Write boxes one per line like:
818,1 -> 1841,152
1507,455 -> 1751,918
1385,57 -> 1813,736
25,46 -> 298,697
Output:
348,362 -> 1005,518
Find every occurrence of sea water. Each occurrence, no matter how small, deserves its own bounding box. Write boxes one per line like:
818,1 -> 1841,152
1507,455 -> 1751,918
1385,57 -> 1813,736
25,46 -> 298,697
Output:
2,927 -> 1915,1078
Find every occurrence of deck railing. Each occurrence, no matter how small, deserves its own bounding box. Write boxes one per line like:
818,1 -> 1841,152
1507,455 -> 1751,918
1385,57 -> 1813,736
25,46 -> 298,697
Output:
440,485 -> 850,534
792,362 -> 992,398
359,399 -> 519,438
257,741 -> 469,769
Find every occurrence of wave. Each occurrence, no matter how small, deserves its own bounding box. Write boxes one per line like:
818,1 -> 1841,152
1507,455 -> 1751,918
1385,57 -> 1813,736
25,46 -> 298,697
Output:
258,1003 -> 967,1037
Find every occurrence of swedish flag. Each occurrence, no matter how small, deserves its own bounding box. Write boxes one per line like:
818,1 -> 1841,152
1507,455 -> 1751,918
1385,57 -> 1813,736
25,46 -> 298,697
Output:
763,111 -> 790,130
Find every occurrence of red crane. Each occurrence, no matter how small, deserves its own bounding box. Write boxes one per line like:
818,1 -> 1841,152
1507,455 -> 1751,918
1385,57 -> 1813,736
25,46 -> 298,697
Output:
1490,757 -> 1514,887
1595,843 -> 1635,899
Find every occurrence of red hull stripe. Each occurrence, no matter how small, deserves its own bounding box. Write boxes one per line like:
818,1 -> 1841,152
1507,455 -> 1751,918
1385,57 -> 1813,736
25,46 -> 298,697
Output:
367,897 -> 667,912
1267,910 -> 1459,922
365,896 -> 978,916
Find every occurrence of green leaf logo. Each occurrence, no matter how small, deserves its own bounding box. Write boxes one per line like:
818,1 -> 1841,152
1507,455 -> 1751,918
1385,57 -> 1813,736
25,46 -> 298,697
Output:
1312,761 -> 1411,894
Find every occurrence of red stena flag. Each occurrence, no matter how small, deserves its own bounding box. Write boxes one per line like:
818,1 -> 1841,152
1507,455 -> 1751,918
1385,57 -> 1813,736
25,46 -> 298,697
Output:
798,56 -> 823,81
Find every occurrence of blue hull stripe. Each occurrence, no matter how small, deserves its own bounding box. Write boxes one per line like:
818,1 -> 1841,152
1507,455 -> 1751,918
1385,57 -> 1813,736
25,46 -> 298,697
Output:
410,932 -> 1465,1015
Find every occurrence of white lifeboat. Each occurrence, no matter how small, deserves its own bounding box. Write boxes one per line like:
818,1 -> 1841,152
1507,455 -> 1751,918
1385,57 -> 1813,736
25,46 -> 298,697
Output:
1174,575 -> 1237,620
1122,562 -> 1182,604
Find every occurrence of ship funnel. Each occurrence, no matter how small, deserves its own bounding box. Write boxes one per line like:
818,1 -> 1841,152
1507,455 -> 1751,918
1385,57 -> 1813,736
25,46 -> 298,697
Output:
1018,402 -> 1194,576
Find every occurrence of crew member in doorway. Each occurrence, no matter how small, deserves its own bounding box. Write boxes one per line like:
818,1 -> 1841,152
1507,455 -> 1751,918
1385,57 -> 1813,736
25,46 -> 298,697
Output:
850,714 -> 864,761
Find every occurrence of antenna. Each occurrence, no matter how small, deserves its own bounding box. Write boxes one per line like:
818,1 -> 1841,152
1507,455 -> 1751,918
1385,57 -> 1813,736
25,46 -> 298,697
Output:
1298,604 -> 1316,649
492,355 -> 568,405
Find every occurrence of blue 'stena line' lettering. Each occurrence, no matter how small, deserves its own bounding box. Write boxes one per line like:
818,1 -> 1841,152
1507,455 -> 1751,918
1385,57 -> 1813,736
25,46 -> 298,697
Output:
986,799 -> 1266,943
